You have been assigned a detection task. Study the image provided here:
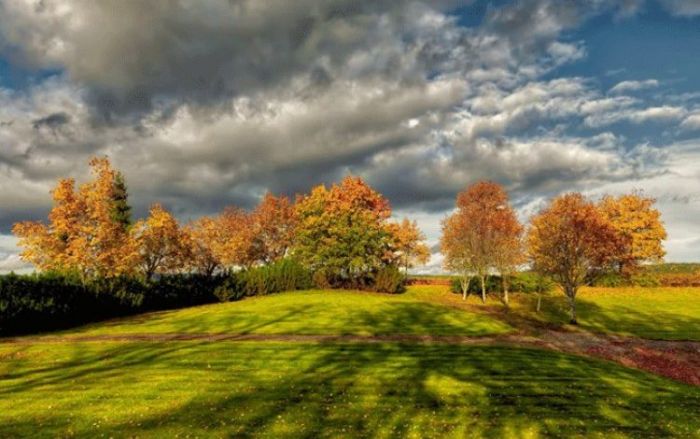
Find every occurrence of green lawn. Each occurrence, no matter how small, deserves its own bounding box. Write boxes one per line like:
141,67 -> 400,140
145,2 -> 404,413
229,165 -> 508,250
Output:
513,287 -> 700,340
1,341 -> 698,438
57,288 -> 512,337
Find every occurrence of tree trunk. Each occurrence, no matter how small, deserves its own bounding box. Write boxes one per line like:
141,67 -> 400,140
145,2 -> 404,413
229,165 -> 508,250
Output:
566,286 -> 578,324
480,275 -> 486,303
536,293 -> 541,313
461,275 -> 471,300
502,275 -> 509,307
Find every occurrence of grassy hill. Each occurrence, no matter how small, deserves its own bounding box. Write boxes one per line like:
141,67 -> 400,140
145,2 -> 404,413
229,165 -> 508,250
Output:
1,285 -> 699,437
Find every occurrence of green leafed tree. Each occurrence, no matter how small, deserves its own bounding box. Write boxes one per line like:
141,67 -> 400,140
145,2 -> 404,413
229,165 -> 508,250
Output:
293,176 -> 395,289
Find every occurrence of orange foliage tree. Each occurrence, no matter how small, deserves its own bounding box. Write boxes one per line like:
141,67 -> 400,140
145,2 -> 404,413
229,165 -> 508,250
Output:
251,193 -> 297,263
132,204 -> 189,280
528,193 -> 626,324
598,192 -> 667,274
388,218 -> 430,277
441,181 -> 523,303
183,216 -> 222,277
211,207 -> 258,270
13,157 -> 138,280
293,176 -> 395,288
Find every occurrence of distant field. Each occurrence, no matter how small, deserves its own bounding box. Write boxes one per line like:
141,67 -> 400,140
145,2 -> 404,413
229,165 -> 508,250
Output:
57,288 -> 512,337
1,342 -> 698,438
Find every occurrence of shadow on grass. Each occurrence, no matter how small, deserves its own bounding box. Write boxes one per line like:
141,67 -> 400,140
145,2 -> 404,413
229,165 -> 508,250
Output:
513,294 -> 700,340
1,341 -> 699,437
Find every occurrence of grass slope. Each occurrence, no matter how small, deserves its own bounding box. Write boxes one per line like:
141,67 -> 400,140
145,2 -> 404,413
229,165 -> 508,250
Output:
58,288 -> 513,337
1,342 -> 698,438
511,287 -> 700,340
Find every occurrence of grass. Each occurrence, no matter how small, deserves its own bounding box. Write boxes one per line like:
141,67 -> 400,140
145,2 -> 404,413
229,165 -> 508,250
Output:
57,288 -> 513,337
503,286 -> 700,340
1,341 -> 698,438
3,285 -> 700,437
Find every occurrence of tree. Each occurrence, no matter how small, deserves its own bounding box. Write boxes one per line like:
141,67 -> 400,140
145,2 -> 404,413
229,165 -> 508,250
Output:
132,204 -> 188,280
110,171 -> 132,231
13,157 -> 138,280
251,193 -> 297,263
389,218 -> 430,277
528,193 -> 626,324
293,176 -> 394,288
213,207 -> 258,270
490,203 -> 525,306
183,216 -> 222,277
441,181 -> 517,303
598,192 -> 666,274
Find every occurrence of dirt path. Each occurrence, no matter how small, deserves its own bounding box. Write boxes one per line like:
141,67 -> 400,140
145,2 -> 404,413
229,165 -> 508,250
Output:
3,330 -> 699,386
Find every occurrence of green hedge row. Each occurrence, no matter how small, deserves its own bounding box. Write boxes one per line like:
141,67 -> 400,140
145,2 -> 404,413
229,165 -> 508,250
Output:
0,259 -> 314,336
449,272 -> 554,295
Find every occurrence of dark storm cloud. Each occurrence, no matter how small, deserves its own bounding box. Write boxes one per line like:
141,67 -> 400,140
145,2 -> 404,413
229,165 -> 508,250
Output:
0,0 -> 463,121
32,111 -> 70,129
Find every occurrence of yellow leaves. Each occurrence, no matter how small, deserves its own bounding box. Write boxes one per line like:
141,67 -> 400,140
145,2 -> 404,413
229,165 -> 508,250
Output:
132,204 -> 189,279
599,193 -> 666,266
13,157 -> 138,279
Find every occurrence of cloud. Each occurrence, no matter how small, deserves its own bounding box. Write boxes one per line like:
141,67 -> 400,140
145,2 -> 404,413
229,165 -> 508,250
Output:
0,0 -> 698,272
680,113 -> 700,132
609,79 -> 659,94
659,0 -> 700,17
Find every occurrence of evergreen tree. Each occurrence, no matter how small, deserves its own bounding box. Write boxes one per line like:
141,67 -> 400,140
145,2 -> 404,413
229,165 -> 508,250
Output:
111,172 -> 132,230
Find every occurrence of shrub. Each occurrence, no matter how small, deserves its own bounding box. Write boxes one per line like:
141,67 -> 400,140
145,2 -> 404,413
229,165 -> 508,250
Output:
373,265 -> 406,294
449,272 -> 554,295
238,258 -> 312,296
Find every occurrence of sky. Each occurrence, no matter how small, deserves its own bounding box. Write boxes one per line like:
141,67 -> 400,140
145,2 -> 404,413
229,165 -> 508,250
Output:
0,0 -> 700,273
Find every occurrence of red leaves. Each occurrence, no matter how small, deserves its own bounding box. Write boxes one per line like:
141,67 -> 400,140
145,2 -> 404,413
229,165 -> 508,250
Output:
587,343 -> 700,386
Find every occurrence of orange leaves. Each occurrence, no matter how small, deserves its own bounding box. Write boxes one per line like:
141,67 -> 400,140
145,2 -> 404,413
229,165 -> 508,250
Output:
441,181 -> 523,278
132,204 -> 189,279
13,157 -> 138,279
599,193 -> 667,270
528,193 -> 626,292
388,218 -> 430,274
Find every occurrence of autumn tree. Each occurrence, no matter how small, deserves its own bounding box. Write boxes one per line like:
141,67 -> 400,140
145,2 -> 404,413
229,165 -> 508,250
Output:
598,192 -> 666,274
13,157 -> 138,279
212,207 -> 258,270
183,216 -> 222,277
251,193 -> 297,263
490,203 -> 525,306
132,204 -> 189,280
528,193 -> 626,324
293,176 -> 394,288
389,218 -> 430,276
441,181 -> 520,303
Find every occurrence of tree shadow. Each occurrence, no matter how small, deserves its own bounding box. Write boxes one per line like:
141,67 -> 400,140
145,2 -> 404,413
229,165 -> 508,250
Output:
1,340 -> 699,437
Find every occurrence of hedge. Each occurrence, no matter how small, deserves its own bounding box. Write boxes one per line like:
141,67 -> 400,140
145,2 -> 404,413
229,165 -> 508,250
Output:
449,272 -> 554,295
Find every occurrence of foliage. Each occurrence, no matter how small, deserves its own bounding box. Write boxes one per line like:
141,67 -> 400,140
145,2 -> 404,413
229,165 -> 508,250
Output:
13,157 -> 139,280
599,192 -> 666,273
441,181 -> 524,303
373,265 -> 407,294
110,171 -> 132,230
183,216 -> 222,276
293,176 -> 395,288
132,204 -> 189,280
387,218 -> 430,276
449,272 -> 554,295
251,193 -> 297,263
528,193 -> 627,324
236,258 -> 312,297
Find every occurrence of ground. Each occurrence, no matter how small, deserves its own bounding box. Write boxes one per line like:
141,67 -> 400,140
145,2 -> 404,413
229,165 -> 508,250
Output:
1,285 -> 699,438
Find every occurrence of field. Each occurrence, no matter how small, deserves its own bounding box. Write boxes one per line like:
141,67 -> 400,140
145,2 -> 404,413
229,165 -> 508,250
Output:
1,285 -> 699,438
